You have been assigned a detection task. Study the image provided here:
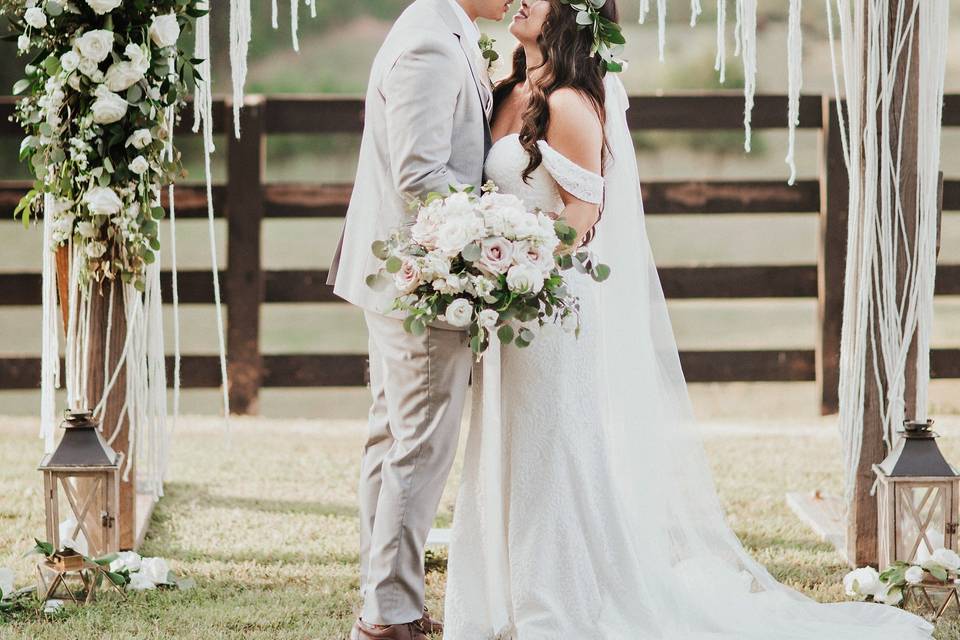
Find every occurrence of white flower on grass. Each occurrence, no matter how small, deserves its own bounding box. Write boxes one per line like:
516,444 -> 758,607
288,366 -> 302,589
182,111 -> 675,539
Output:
905,565 -> 925,585
126,129 -> 152,149
18,34 -> 30,52
75,29 -> 114,63
149,13 -> 181,48
842,567 -> 882,598
90,85 -> 127,124
932,548 -> 960,572
477,308 -> 499,330
477,237 -> 514,275
85,0 -> 122,15
83,186 -> 122,215
875,582 -> 904,606
506,264 -> 545,295
127,572 -> 156,591
129,155 -> 149,176
24,7 -> 47,29
393,258 -> 421,294
444,298 -> 474,328
60,50 -> 80,72
105,61 -> 144,92
109,551 -> 142,573
0,567 -> 14,598
139,557 -> 171,585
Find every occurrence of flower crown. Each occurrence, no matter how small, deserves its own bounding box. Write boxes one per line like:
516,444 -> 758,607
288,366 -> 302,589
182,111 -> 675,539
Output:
559,0 -> 627,73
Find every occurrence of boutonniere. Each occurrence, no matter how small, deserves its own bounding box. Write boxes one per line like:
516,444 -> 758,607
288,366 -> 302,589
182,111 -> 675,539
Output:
478,33 -> 499,74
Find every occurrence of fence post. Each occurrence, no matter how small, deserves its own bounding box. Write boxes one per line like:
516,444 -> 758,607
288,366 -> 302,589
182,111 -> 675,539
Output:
816,97 -> 848,416
226,96 -> 266,414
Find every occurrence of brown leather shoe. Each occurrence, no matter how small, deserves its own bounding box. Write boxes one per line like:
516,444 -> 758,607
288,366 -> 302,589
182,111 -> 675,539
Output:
350,618 -> 428,640
417,607 -> 443,635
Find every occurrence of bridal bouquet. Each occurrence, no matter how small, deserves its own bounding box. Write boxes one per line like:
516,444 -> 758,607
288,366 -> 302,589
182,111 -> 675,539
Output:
367,184 -> 610,357
6,0 -> 207,290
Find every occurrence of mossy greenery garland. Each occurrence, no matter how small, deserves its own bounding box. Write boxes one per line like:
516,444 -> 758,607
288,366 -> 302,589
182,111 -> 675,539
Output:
5,0 -> 207,291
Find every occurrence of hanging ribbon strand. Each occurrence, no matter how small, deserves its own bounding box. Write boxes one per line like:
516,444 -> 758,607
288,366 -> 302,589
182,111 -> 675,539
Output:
229,0 -> 252,138
738,0 -> 758,152
785,0 -> 804,184
690,0 -> 702,27
715,0 -> 727,82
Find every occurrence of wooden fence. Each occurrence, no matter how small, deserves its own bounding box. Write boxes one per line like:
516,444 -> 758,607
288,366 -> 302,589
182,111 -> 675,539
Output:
1,93 -> 958,415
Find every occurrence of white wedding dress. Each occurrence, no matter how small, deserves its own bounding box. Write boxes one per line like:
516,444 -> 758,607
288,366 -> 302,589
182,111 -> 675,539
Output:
442,76 -> 934,640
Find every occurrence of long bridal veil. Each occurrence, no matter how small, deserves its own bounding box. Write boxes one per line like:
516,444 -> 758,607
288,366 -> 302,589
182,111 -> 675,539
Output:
591,74 -> 932,639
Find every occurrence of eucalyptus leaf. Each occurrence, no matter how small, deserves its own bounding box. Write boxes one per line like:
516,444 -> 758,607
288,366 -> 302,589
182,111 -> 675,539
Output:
461,243 -> 482,262
592,264 -> 611,282
385,256 -> 402,274
576,10 -> 594,25
371,240 -> 389,259
12,79 -> 31,95
497,324 -> 514,344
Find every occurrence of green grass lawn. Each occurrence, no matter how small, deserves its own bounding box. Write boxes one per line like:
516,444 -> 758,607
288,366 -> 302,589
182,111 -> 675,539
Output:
2,414 -> 960,639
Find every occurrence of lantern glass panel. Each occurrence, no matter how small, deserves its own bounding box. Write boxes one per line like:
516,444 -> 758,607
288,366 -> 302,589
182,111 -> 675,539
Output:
897,485 -> 946,562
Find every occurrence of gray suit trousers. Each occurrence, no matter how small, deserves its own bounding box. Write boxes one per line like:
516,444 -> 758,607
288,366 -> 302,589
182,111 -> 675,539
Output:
359,311 -> 473,624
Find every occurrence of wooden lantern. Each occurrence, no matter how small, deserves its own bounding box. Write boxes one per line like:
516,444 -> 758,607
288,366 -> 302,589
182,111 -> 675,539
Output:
38,410 -> 121,559
874,420 -> 960,571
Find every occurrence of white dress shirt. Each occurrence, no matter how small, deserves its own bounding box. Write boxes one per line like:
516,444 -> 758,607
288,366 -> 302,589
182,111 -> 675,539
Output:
446,0 -> 493,118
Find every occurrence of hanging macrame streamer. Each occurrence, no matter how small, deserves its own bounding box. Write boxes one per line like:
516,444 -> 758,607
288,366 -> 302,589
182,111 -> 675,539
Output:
690,0 -> 702,27
785,0 -> 803,184
715,0 -> 727,82
291,0 -> 300,52
229,0 -> 252,138
39,195 -> 60,454
738,0 -> 758,152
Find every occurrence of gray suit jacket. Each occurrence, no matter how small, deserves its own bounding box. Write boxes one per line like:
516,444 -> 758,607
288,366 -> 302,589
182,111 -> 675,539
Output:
327,0 -> 492,314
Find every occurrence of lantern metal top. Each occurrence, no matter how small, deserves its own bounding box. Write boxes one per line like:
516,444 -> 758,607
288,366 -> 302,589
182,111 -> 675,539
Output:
876,419 -> 957,478
38,410 -> 118,471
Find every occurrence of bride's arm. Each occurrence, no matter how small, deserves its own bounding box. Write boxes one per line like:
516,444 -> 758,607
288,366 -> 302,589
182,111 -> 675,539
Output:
544,88 -> 604,244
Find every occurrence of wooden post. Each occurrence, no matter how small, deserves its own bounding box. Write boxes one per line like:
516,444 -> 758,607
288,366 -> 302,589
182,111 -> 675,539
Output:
846,0 -> 922,567
84,279 -> 134,550
817,98 -> 849,416
226,96 -> 266,415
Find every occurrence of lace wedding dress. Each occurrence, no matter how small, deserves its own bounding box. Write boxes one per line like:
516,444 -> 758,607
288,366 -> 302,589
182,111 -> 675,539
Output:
442,76 -> 934,640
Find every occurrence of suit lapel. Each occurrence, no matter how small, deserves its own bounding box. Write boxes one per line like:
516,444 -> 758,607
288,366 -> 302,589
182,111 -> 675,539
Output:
432,0 -> 493,122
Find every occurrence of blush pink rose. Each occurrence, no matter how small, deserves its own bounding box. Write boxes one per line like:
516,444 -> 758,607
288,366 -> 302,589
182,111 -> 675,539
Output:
478,237 -> 514,275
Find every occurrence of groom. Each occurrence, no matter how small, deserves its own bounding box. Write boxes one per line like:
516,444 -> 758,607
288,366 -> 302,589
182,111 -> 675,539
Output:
327,0 -> 511,637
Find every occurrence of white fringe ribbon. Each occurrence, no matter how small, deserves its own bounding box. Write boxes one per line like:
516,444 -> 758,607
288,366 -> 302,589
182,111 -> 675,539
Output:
785,0 -> 803,185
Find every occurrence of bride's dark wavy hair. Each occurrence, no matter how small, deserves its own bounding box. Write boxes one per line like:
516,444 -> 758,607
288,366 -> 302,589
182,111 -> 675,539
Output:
492,0 -> 618,183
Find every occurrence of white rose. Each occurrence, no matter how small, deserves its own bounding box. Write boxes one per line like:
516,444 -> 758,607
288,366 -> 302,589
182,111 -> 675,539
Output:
506,264 -> 545,295
138,557 -> 171,585
842,567 -> 881,597
85,241 -> 107,258
477,237 -> 514,275
126,128 -> 152,149
83,186 -> 122,215
76,220 -> 97,238
931,548 -> 960,572
477,309 -> 499,330
435,213 -> 485,256
75,29 -> 114,63
60,50 -> 80,72
904,565 -> 925,585
18,34 -> 30,52
149,13 -> 181,48
109,551 -> 142,573
444,298 -> 474,328
24,7 -> 47,29
129,155 -> 149,176
85,0 -> 122,15
124,42 -> 148,72
393,259 -> 421,294
127,572 -> 156,591
432,275 -> 465,295
105,61 -> 144,92
77,56 -> 97,77
0,567 -> 14,598
470,275 -> 496,299
420,252 -> 450,281
90,86 -> 127,124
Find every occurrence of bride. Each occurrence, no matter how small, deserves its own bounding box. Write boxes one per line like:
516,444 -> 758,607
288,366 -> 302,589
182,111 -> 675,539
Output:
443,1 -> 935,638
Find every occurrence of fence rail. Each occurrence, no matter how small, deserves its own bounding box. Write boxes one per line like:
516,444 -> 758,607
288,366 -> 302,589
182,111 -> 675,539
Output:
0,93 -> 957,415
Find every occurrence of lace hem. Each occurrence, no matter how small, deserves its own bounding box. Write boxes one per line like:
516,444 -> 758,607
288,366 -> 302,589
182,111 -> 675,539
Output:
536,140 -> 605,205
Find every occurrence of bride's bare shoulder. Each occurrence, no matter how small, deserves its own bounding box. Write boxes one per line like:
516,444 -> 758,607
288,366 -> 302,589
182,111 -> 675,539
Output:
545,88 -> 603,168
546,88 -> 602,132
